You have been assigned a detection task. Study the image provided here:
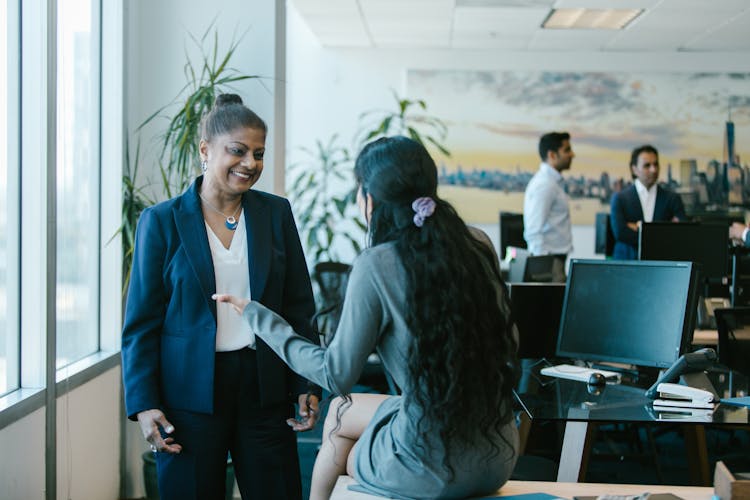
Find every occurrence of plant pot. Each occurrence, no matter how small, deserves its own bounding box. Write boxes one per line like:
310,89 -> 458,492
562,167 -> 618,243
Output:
142,451 -> 235,500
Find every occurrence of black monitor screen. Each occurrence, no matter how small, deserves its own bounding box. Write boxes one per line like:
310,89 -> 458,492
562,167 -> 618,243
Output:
556,260 -> 698,369
499,211 -> 526,260
638,222 -> 728,283
509,283 -> 566,359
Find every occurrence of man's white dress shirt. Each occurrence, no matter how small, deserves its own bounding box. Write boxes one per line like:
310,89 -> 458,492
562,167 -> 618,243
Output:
634,178 -> 657,223
523,162 -> 573,256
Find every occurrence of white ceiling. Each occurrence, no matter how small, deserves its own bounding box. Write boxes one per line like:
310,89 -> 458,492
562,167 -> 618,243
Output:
290,0 -> 750,51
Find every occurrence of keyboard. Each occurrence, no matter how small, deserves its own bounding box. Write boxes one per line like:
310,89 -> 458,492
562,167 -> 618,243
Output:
540,364 -> 621,382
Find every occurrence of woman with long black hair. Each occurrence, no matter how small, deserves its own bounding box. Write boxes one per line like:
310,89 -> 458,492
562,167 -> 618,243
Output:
215,135 -> 519,499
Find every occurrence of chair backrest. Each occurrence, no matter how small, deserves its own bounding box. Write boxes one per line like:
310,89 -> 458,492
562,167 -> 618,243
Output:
311,262 -> 352,346
714,307 -> 750,376
499,211 -> 526,260
523,255 -> 558,283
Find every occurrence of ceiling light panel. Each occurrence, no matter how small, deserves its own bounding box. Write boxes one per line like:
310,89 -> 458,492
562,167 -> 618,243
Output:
543,8 -> 642,29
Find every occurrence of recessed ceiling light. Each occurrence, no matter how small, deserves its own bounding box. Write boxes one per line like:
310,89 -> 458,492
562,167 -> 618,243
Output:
542,8 -> 642,30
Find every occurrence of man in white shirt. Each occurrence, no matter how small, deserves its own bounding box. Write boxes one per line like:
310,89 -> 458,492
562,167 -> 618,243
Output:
523,132 -> 575,282
609,145 -> 687,259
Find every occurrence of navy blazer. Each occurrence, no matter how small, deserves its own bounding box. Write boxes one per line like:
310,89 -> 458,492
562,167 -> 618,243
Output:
610,184 -> 687,260
121,177 -> 317,420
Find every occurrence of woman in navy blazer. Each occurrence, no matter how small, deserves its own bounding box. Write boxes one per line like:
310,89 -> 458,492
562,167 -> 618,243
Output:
121,94 -> 320,500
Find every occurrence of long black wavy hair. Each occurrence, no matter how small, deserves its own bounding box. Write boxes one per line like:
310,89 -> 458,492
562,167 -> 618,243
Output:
354,136 -> 519,473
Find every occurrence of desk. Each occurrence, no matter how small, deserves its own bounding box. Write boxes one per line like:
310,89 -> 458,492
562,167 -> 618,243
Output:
331,476 -> 714,499
515,369 -> 750,485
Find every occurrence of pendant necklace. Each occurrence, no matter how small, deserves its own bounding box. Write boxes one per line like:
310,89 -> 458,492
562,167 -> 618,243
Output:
200,194 -> 242,230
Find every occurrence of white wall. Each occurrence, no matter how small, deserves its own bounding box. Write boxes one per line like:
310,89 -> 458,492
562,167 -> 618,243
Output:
0,368 -> 121,500
0,408 -> 45,500
55,369 -> 121,500
285,5 -> 750,261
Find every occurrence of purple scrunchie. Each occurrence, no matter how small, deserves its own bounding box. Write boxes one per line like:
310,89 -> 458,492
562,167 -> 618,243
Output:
412,197 -> 436,228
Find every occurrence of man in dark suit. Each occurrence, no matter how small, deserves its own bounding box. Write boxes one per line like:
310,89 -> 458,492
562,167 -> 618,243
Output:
610,145 -> 687,259
729,222 -> 750,246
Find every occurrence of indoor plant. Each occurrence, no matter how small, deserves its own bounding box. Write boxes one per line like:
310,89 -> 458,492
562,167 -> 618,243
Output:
287,91 -> 452,272
138,27 -> 258,197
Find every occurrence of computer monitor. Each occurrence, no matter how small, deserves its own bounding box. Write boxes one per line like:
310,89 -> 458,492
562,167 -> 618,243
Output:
509,283 -> 566,359
594,212 -> 615,257
638,222 -> 729,284
556,259 -> 700,369
499,211 -> 526,260
714,307 -> 750,377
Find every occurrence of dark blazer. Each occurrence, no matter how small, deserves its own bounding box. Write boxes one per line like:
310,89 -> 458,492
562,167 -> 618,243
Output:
610,184 -> 687,260
121,176 -> 317,420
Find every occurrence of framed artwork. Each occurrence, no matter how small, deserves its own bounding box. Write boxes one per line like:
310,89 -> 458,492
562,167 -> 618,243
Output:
408,70 -> 750,224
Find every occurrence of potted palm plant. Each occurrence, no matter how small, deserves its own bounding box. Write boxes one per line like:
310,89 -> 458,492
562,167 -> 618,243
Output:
356,89 -> 451,157
138,27 -> 259,197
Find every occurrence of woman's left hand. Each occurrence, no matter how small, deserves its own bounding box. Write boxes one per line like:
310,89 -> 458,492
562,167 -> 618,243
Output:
212,293 -> 250,314
287,393 -> 320,432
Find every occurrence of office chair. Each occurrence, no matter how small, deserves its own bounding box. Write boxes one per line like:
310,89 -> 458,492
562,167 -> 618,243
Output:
311,261 -> 352,347
523,255 -> 559,283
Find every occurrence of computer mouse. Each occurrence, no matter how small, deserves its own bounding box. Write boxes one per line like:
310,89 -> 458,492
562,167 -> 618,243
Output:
587,372 -> 606,386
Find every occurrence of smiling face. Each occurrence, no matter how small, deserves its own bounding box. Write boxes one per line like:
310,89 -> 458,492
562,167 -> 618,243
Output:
200,126 -> 266,197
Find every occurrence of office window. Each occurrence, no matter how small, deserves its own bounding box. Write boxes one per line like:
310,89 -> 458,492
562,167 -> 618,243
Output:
1,0 -> 20,396
0,0 -> 9,393
55,0 -> 101,368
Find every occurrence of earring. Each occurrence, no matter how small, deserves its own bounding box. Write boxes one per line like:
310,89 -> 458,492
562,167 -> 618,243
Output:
201,160 -> 207,173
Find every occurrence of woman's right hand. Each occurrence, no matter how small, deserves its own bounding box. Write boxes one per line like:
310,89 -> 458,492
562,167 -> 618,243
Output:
137,409 -> 182,454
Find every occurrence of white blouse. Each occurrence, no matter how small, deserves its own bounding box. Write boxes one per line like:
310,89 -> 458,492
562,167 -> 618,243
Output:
205,210 -> 255,351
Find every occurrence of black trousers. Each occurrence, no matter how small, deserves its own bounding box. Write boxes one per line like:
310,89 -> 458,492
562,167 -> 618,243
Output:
155,347 -> 301,500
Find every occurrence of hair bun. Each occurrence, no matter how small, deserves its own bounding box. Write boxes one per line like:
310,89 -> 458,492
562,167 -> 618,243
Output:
215,93 -> 243,107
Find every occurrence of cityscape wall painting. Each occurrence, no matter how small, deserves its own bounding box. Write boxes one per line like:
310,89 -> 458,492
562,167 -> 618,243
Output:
407,70 -> 750,225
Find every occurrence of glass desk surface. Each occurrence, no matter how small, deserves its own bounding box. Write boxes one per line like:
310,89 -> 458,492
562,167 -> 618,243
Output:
515,365 -> 750,426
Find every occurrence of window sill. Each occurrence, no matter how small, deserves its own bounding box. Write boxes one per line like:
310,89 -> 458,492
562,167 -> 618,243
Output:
0,350 -> 121,431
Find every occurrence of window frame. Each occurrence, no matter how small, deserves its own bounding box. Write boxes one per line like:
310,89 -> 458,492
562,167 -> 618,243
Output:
0,0 -> 123,429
